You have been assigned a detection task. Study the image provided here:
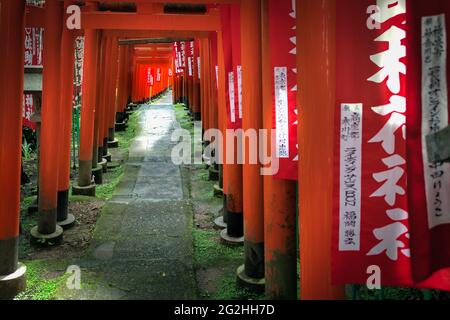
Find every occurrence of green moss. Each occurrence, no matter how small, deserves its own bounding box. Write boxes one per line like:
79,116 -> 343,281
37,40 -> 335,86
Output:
116,108 -> 143,152
95,166 -> 125,200
174,103 -> 194,132
215,274 -> 264,300
15,260 -> 69,300
192,228 -> 243,268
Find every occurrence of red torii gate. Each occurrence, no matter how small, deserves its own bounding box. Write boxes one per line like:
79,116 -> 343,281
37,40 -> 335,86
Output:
0,0 -> 345,301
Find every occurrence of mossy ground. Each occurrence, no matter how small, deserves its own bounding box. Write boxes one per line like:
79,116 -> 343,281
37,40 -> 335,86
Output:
174,103 -> 264,300
16,106 -> 143,300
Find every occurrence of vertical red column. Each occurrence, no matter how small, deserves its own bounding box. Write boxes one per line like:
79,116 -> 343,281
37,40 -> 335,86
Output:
57,0 -> 77,229
107,38 -> 119,154
296,0 -> 345,300
0,0 -> 27,299
91,31 -> 104,184
73,4 -> 99,197
31,0 -> 65,245
219,27 -> 244,245
261,0 -> 297,299
237,0 -> 265,287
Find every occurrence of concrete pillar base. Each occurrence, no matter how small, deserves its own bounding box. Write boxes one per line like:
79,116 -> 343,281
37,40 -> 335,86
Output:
72,183 -> 96,197
214,215 -> 227,230
213,184 -> 223,198
103,153 -> 112,163
107,138 -> 119,148
220,228 -> 244,246
92,165 -> 103,185
209,167 -> 219,181
98,158 -> 108,173
57,214 -> 76,230
0,263 -> 26,300
30,225 -> 63,247
236,264 -> 265,293
107,161 -> 121,170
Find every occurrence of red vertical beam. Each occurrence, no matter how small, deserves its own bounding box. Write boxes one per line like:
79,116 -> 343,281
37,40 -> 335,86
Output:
261,0 -> 297,299
56,0 -> 76,229
0,0 -> 27,298
73,4 -> 99,196
238,0 -> 265,281
33,0 -> 65,242
296,0 -> 345,299
97,34 -> 107,158
108,38 -> 119,144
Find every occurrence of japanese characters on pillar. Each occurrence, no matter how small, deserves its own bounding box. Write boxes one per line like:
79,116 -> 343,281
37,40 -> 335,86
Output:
268,0 -> 298,180
23,27 -> 43,130
220,4 -> 242,129
147,67 -> 154,86
196,39 -> 201,80
188,41 -> 195,79
74,36 -> 84,108
333,0 -> 450,291
406,0 -> 450,284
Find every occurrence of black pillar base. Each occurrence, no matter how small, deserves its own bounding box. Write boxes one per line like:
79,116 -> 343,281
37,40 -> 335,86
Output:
92,165 -> 103,185
108,138 -> 119,148
98,158 -> 107,173
193,112 -> 201,121
209,166 -> 219,181
57,190 -> 75,230
115,122 -> 126,132
103,153 -> 112,163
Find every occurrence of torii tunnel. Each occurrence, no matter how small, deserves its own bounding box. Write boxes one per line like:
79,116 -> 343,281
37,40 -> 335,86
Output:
1,0 -> 450,303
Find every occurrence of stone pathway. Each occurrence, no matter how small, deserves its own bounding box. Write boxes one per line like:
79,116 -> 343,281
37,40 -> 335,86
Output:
61,92 -> 197,300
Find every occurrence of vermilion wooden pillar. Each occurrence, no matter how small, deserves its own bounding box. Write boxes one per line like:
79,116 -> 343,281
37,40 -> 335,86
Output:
56,0 -> 77,229
199,41 -> 206,127
31,0 -> 65,245
261,0 -> 297,299
296,0 -> 345,300
0,0 -> 27,299
237,0 -> 265,287
73,24 -> 99,196
201,38 -> 210,133
192,41 -> 201,121
96,34 -> 107,165
91,31 -> 104,183
108,38 -> 119,149
219,28 -> 244,245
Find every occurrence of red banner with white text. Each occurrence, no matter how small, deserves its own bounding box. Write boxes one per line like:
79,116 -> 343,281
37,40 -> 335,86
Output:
406,0 -> 450,285
268,0 -> 298,181
220,5 -> 241,129
332,0 -> 450,291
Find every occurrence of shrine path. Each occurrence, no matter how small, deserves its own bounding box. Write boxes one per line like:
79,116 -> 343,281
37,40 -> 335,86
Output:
60,92 -> 197,299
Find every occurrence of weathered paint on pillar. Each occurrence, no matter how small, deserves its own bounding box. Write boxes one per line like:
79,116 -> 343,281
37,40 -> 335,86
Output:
296,0 -> 345,300
108,38 -> 120,143
262,0 -> 297,300
240,0 -> 265,280
37,0 -> 64,236
0,0 -> 27,288
57,1 -> 76,228
219,28 -> 243,240
76,22 -> 99,192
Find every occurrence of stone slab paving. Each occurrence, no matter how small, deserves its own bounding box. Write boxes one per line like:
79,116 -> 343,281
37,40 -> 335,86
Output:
59,93 -> 197,300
